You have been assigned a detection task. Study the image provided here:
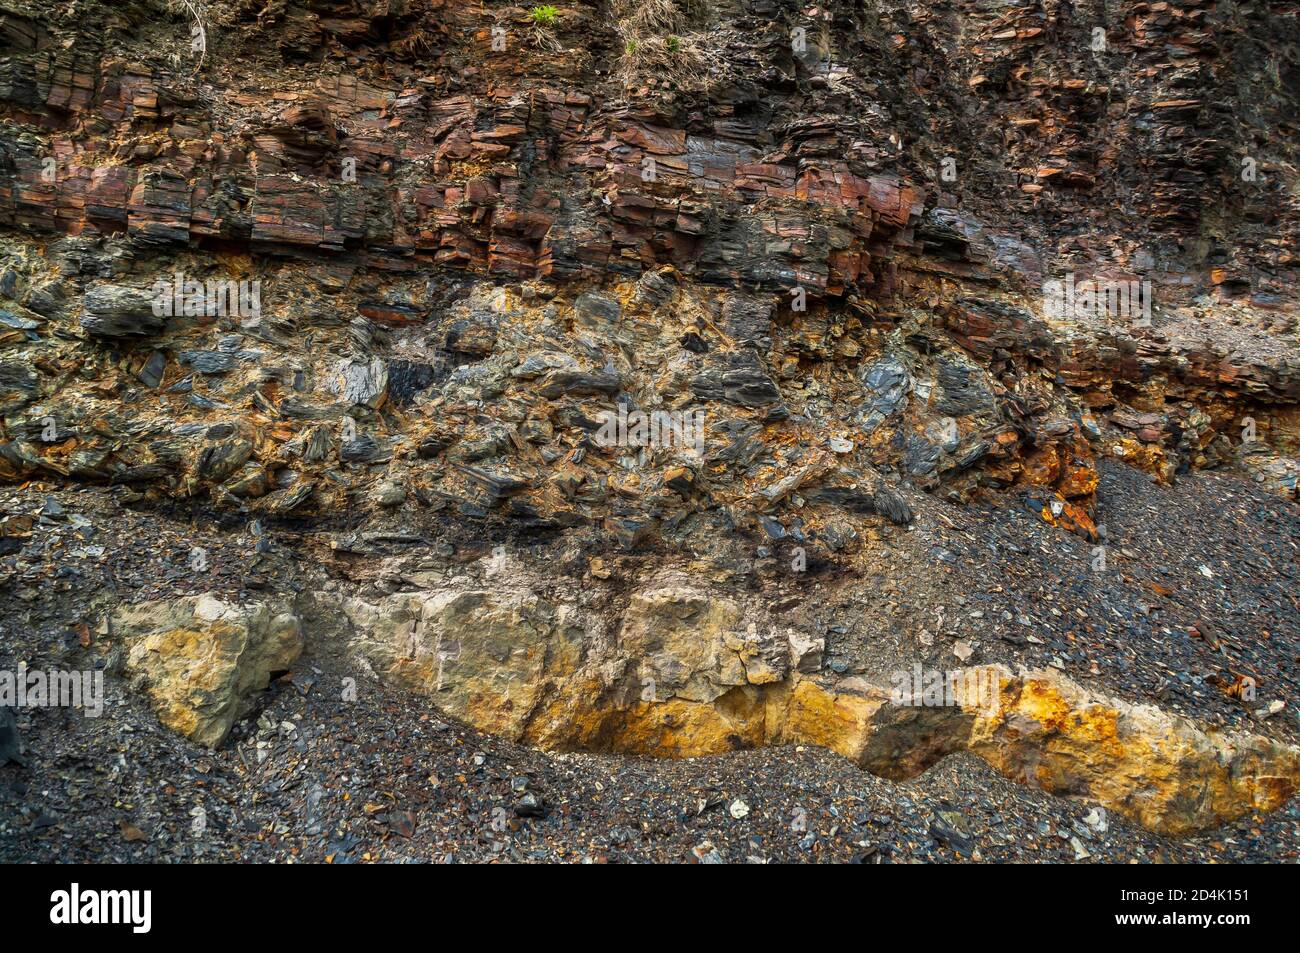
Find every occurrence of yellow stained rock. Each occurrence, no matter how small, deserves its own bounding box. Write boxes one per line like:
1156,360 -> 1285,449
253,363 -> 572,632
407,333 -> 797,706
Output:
308,588 -> 1300,836
115,595 -> 302,748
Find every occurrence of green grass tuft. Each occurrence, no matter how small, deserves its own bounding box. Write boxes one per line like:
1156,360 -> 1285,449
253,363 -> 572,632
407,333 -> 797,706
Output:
529,5 -> 559,27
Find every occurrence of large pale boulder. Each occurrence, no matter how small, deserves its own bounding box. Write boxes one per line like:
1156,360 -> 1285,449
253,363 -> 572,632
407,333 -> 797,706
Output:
113,594 -> 303,748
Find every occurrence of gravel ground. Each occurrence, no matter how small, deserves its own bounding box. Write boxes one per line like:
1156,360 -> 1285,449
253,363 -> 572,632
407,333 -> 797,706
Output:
3,673 -> 1298,864
820,460 -> 1300,745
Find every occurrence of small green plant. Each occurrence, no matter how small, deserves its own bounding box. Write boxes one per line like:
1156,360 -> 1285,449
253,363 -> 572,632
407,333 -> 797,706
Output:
625,39 -> 639,54
529,4 -> 559,27
665,34 -> 681,53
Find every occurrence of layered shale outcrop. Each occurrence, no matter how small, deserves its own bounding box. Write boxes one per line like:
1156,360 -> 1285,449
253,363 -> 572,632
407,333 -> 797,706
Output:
0,0 -> 1297,841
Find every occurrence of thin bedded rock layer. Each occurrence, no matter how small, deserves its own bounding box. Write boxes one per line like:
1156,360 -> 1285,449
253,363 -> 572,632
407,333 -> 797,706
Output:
0,0 -> 1296,548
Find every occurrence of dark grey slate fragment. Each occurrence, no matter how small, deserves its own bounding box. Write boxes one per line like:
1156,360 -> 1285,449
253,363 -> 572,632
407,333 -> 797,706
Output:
138,351 -> 167,388
81,285 -> 166,339
904,435 -> 941,476
537,369 -> 621,398
860,354 -> 910,432
692,353 -> 780,407
936,355 -> 994,416
574,292 -> 621,328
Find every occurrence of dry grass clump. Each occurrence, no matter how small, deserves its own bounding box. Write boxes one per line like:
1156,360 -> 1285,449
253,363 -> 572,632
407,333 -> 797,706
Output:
612,0 -> 682,36
611,0 -> 716,90
163,0 -> 212,73
392,26 -> 437,58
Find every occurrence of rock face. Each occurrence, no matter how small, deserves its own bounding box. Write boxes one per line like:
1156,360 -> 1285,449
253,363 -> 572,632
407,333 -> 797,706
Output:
0,0 -> 1295,534
963,675 -> 1300,838
113,594 -> 303,748
339,587 -> 574,740
0,0 -> 1297,855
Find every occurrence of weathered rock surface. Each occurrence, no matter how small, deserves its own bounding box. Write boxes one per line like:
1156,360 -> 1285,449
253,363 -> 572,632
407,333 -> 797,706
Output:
0,0 -> 1297,860
80,285 -> 167,339
113,593 -> 303,748
291,578 -> 1300,836
0,0 -> 1294,536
